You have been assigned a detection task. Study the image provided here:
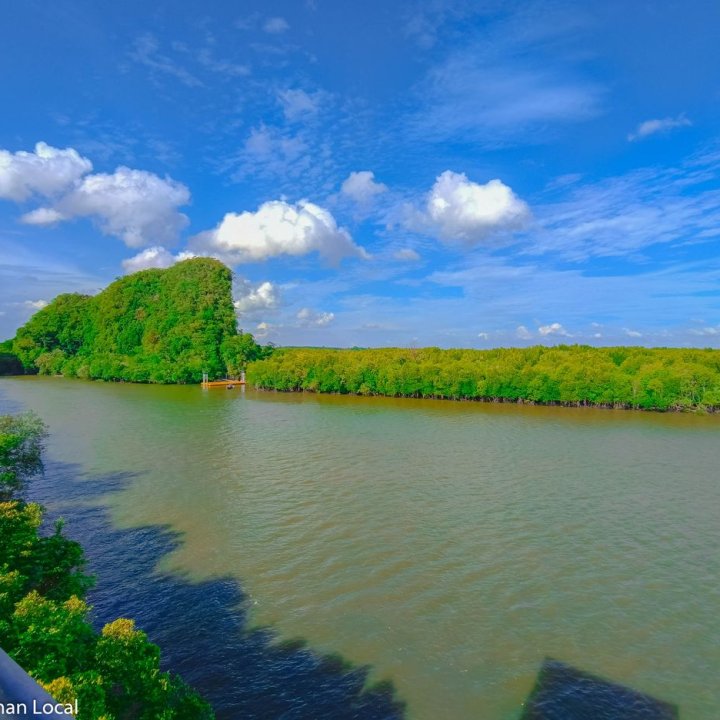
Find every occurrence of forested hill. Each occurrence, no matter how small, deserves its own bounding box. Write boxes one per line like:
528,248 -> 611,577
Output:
247,346 -> 720,412
7,258 -> 253,383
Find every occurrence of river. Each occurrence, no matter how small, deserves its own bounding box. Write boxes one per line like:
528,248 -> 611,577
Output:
1,376 -> 718,719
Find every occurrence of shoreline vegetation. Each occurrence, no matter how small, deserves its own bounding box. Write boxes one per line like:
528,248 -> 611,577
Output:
0,258 -> 718,413
0,412 -> 214,719
246,346 -> 720,413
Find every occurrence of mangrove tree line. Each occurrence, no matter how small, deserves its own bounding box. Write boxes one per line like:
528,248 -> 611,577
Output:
247,345 -> 720,411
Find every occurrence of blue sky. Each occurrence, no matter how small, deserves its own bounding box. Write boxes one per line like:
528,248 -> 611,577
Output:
1,0 -> 719,347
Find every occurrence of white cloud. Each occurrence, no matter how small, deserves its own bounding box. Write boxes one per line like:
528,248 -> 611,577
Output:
278,89 -> 321,121
538,322 -> 570,336
516,325 -> 532,339
191,199 -> 368,264
628,114 -> 691,141
21,207 -> 65,225
340,171 -> 388,205
297,307 -> 334,326
264,17 -> 289,33
0,142 -> 92,201
418,170 -> 531,243
121,246 -> 184,273
478,332 -> 489,340
688,326 -> 719,336
28,167 -> 191,247
234,279 -> 280,318
254,321 -> 273,338
393,248 -> 421,261
24,299 -> 48,310
624,328 -> 643,338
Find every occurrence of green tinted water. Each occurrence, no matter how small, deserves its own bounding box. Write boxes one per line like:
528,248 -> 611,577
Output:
1,377 -> 718,719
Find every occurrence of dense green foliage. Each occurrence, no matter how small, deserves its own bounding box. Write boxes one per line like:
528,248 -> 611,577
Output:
0,413 -> 214,719
9,258 -> 257,383
247,345 -> 720,412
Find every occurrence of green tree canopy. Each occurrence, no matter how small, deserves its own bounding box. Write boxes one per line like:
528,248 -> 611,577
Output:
10,258 -> 252,383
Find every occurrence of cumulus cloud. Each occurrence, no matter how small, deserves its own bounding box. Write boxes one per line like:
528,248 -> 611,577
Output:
0,142 -> 92,201
538,322 -> 570,336
24,299 -> 48,310
340,171 -> 388,205
278,89 -> 321,121
416,171 -> 530,243
191,199 -> 368,264
628,114 -> 691,141
624,328 -> 643,338
121,246 -> 196,273
234,279 -> 280,319
478,332 -> 489,340
516,325 -> 532,339
27,167 -> 191,247
264,17 -> 289,33
297,307 -> 334,327
393,248 -> 420,261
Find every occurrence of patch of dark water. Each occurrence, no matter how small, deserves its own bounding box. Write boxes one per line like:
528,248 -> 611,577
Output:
521,658 -> 678,720
24,461 -> 406,720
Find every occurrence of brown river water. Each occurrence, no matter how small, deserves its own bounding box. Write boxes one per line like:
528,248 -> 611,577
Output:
1,376 -> 718,719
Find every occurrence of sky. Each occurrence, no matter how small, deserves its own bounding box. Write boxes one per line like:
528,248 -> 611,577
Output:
1,0 -> 719,348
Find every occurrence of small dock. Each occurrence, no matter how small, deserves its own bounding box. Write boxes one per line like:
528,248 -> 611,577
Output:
201,372 -> 246,389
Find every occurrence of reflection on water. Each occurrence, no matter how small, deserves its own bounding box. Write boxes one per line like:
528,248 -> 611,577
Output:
1,377 -> 719,719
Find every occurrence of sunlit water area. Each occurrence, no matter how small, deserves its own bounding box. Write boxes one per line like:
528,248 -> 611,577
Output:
1,376 -> 719,719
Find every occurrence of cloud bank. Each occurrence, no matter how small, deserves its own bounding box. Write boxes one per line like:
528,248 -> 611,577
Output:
27,167 -> 191,247
1,142 -> 191,248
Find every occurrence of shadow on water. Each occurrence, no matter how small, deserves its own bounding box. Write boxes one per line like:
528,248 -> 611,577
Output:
24,460 -> 406,720
520,658 -> 679,720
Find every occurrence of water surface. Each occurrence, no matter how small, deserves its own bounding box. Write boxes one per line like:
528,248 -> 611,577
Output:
1,377 -> 718,719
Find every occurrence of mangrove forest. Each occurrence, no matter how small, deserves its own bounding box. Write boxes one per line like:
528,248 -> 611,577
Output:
246,345 -> 720,412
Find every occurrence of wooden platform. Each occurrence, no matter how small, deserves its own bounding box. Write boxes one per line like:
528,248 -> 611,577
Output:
201,379 -> 246,388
